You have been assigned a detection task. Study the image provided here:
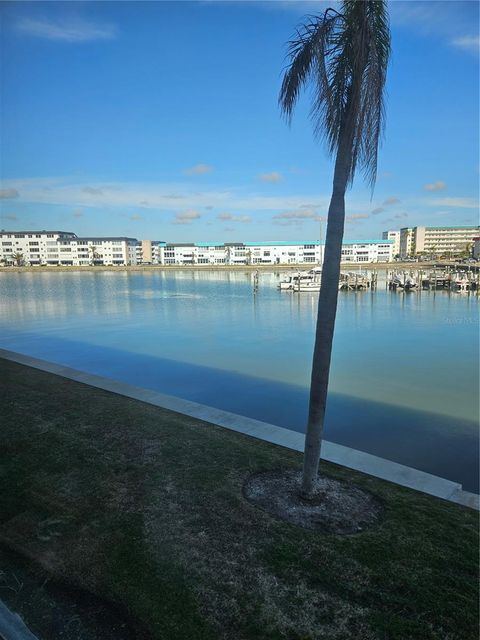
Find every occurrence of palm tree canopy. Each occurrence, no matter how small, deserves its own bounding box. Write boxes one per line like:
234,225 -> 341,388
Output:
279,0 -> 390,188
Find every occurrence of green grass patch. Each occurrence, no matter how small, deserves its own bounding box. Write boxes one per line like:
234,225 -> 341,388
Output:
0,358 -> 478,640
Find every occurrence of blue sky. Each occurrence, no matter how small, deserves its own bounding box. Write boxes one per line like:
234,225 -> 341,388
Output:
0,0 -> 478,242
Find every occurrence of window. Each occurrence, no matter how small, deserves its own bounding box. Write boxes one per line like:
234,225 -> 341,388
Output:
29,242 -> 39,246
2,242 -> 12,246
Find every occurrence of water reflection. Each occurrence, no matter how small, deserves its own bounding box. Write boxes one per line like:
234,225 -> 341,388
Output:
0,269 -> 478,489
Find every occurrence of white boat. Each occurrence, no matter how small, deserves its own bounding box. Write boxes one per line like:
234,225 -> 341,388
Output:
279,267 -> 322,291
388,273 -> 417,290
450,273 -> 472,292
338,271 -> 371,290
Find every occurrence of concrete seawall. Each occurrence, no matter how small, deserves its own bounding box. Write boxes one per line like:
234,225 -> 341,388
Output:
1,348 -> 478,510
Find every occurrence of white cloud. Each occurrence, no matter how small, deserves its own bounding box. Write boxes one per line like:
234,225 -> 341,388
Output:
428,197 -> 479,209
451,35 -> 480,54
371,207 -> 385,215
184,164 -> 213,176
273,208 -> 321,220
217,212 -> 251,223
258,172 -> 283,183
130,213 -> 143,221
173,210 -> 201,225
383,197 -> 401,206
73,209 -> 83,218
424,181 -> 447,192
273,219 -> 305,227
346,214 -> 369,225
4,214 -> 18,221
0,188 -> 19,199
17,17 -> 117,43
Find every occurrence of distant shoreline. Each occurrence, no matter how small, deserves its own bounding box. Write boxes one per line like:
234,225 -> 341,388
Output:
0,261 -> 454,274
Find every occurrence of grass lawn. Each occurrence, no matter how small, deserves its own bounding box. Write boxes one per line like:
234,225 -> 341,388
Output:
1,358 -> 478,640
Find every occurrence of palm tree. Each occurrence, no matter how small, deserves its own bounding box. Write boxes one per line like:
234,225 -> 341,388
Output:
89,245 -> 99,266
279,1 -> 390,497
12,252 -> 24,267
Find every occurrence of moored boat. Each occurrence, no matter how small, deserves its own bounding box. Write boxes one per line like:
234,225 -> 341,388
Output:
279,266 -> 322,291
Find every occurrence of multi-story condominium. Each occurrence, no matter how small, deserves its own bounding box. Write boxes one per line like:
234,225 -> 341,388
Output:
398,227 -> 415,258
382,230 -> 400,258
150,239 -> 392,265
341,240 -> 392,263
0,230 -> 77,265
0,231 -> 138,266
56,237 -> 138,266
0,230 -> 393,266
137,240 -> 164,264
398,225 -> 480,258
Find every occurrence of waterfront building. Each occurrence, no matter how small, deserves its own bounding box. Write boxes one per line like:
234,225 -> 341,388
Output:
399,227 -> 415,258
341,240 -> 392,263
398,226 -> 480,258
0,230 -> 393,266
57,237 -> 139,266
137,240 -> 165,264
0,230 -> 77,265
382,230 -> 400,258
145,239 -> 392,265
0,231 -> 138,266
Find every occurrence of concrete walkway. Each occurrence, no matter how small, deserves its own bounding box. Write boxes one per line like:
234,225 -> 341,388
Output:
1,348 -> 477,511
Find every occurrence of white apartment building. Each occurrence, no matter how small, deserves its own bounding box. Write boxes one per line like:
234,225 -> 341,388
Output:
0,230 -> 394,266
398,225 -> 480,258
341,240 -> 393,263
382,230 -> 400,258
399,227 -> 415,258
154,240 -> 392,265
57,237 -> 138,266
0,230 -> 77,265
0,231 -> 138,266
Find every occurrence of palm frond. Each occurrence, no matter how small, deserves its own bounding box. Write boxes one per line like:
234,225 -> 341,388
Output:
279,0 -> 391,190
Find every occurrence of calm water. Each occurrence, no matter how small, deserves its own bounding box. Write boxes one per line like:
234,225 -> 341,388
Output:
1,270 -> 478,491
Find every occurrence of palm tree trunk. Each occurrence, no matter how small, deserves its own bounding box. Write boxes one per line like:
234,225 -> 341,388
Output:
301,124 -> 354,498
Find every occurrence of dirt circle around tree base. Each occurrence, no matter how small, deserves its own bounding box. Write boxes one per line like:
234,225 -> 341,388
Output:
243,469 -> 383,534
